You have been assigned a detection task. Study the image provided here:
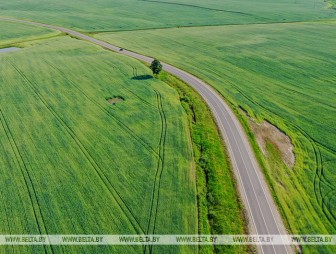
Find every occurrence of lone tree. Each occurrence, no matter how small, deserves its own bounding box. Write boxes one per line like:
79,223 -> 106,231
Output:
150,59 -> 162,77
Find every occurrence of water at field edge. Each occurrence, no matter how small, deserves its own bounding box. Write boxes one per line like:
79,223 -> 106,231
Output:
0,47 -> 20,53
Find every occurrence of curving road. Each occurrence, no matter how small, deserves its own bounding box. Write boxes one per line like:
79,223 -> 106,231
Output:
1,17 -> 293,254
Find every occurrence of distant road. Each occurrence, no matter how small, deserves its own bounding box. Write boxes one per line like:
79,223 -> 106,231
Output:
1,17 -> 293,254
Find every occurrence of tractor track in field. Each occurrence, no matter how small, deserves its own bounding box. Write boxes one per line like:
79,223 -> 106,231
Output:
143,90 -> 167,254
152,91 -> 167,237
0,176 -> 13,237
279,124 -> 336,228
139,0 -> 257,17
323,189 -> 336,217
234,85 -> 336,230
8,61 -> 146,237
0,109 -> 52,254
311,140 -> 336,228
311,138 -> 336,154
314,145 -> 336,224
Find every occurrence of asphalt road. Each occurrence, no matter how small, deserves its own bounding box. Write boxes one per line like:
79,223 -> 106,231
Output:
2,17 -> 294,254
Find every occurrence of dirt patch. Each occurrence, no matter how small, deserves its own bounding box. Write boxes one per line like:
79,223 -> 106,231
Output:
247,116 -> 295,168
250,120 -> 295,168
106,96 -> 124,105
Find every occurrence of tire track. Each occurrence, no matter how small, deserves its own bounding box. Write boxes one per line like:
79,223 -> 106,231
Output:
325,190 -> 336,218
315,148 -> 336,224
290,125 -> 336,227
8,61 -> 146,236
139,0 -> 256,17
310,138 -> 336,155
322,189 -> 336,223
0,109 -> 52,254
0,181 -> 13,247
151,91 -> 167,236
317,149 -> 335,189
0,121 -> 14,241
143,90 -> 167,254
292,126 -> 336,228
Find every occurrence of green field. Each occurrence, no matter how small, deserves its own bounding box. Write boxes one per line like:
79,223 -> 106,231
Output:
1,0 -> 336,253
0,19 -> 247,253
0,0 -> 335,31
96,20 -> 336,253
0,21 -> 59,48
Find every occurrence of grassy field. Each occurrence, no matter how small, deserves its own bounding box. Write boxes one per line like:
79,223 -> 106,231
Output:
0,28 -> 200,253
96,20 -> 336,253
0,0 -> 335,31
0,20 -> 59,48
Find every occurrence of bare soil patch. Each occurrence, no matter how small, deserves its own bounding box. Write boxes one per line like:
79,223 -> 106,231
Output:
249,119 -> 295,168
106,96 -> 124,105
239,107 -> 295,168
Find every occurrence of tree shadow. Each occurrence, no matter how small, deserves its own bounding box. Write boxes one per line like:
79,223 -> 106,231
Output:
132,75 -> 153,80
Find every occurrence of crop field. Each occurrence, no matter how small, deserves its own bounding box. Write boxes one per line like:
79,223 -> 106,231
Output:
0,0 -> 335,31
0,25 -> 202,253
0,21 -> 59,48
97,20 -> 336,253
